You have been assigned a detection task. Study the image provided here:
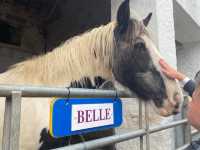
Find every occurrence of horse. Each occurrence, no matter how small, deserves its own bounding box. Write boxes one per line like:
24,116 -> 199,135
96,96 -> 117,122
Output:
0,0 -> 182,149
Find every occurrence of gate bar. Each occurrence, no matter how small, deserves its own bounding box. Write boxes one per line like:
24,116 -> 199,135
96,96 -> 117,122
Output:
145,103 -> 150,150
139,100 -> 143,150
2,91 -> 22,150
55,119 -> 187,150
0,84 -> 133,98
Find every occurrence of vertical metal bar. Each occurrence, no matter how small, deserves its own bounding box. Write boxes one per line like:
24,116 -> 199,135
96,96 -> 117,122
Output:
2,91 -> 22,150
182,97 -> 191,144
139,100 -> 143,150
174,96 -> 190,149
145,102 -> 150,150
2,96 -> 11,150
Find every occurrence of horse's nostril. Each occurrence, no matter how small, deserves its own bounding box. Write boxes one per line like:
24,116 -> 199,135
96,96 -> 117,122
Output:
175,103 -> 179,109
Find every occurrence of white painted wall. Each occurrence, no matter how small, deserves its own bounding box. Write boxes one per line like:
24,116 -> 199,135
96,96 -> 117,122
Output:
174,0 -> 200,80
173,1 -> 200,43
156,0 -> 177,67
177,41 -> 200,79
176,0 -> 200,26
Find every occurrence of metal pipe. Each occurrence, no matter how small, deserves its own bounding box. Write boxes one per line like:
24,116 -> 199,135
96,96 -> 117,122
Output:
176,144 -> 190,150
139,100 -> 143,150
192,130 -> 199,137
0,84 -> 134,98
149,119 -> 187,134
54,119 -> 188,150
191,130 -> 200,141
55,129 -> 146,150
2,91 -> 22,150
145,103 -> 150,150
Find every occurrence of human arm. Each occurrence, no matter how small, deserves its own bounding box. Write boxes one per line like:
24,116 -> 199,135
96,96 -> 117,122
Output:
159,59 -> 195,96
159,59 -> 200,130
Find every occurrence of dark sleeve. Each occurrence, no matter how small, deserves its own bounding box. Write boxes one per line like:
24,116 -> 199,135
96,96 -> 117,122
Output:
183,80 -> 196,97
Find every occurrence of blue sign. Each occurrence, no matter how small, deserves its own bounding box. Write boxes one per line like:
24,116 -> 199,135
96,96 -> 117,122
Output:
50,98 -> 123,138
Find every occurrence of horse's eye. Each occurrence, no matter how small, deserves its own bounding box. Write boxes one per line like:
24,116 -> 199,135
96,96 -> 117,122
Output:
134,42 -> 146,51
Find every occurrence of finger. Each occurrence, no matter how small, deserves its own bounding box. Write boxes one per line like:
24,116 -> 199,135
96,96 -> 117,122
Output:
159,58 -> 164,63
159,59 -> 169,69
161,68 -> 174,79
160,68 -> 169,75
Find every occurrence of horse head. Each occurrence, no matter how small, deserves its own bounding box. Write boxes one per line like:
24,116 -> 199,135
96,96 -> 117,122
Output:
112,0 -> 182,116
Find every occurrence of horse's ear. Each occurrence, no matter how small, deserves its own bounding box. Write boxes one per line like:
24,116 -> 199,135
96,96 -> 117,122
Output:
117,0 -> 130,34
143,12 -> 152,26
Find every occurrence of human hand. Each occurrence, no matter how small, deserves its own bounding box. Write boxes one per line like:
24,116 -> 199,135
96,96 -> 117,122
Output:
159,59 -> 186,81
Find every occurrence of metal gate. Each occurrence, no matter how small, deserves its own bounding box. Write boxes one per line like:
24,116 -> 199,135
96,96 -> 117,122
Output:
1,84 -> 199,150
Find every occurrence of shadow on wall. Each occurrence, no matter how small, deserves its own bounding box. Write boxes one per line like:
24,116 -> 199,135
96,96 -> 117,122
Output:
0,47 -> 32,73
46,0 -> 111,50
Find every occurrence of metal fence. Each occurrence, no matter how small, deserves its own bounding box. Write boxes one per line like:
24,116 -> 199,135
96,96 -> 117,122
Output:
0,84 -> 199,150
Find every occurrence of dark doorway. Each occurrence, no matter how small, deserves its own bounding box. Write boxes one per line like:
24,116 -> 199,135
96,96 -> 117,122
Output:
46,0 -> 111,50
0,20 -> 21,46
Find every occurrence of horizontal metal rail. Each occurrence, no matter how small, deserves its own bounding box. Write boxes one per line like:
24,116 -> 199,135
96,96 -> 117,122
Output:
0,84 -> 134,98
55,119 -> 188,150
176,144 -> 190,150
192,130 -> 200,137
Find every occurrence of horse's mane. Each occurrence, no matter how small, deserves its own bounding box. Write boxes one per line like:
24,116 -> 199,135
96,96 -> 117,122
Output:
0,22 -> 117,86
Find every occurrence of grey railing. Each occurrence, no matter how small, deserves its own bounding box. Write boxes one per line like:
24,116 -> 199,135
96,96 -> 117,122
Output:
0,84 -> 198,150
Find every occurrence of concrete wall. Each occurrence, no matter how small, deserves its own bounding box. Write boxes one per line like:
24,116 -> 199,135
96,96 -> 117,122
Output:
176,0 -> 200,26
156,0 -> 177,67
177,41 -> 200,79
173,1 -> 200,43
174,0 -> 200,79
